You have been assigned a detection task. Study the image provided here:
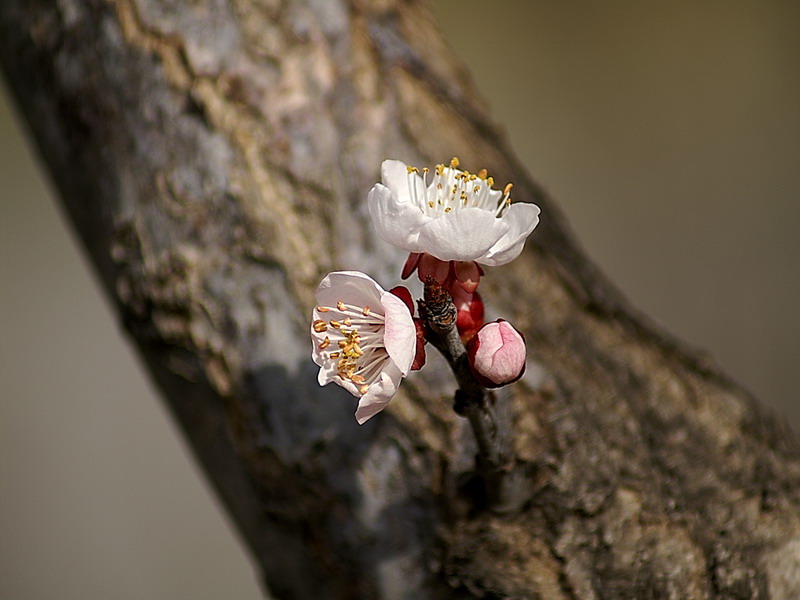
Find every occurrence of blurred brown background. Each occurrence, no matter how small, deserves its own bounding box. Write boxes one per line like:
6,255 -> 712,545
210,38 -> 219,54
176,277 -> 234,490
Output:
2,2 -> 798,598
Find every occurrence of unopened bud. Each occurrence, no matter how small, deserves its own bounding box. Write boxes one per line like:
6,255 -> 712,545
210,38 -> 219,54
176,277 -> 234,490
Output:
467,319 -> 526,388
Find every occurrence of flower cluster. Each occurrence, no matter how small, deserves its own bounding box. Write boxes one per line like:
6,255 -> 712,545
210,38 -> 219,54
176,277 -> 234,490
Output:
311,158 -> 539,423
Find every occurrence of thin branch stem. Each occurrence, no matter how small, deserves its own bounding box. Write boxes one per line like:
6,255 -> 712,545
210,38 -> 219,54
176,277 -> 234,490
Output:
421,278 -> 531,513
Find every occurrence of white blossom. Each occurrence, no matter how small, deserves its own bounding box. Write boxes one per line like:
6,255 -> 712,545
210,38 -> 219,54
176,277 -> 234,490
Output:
368,158 -> 540,266
311,271 -> 416,424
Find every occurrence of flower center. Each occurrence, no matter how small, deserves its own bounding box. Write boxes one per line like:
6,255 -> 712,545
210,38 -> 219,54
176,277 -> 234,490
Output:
406,157 -> 513,218
313,301 -> 387,395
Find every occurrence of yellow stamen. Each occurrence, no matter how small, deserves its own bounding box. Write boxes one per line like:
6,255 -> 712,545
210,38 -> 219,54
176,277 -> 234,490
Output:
319,336 -> 330,349
343,317 -> 352,326
329,352 -> 340,359
330,320 -> 341,329
504,183 -> 513,195
450,156 -> 460,169
313,320 -> 327,333
359,385 -> 370,395
351,374 -> 366,384
477,169 -> 488,180
445,207 -> 452,213
362,306 -> 371,316
316,306 -> 330,312
337,301 -> 346,311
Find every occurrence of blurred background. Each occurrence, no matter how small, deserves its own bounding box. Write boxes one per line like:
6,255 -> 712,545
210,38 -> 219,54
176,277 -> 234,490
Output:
2,1 -> 798,598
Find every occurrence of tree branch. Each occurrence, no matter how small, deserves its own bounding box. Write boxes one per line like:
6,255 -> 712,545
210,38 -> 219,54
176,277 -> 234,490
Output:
2,0 -> 799,598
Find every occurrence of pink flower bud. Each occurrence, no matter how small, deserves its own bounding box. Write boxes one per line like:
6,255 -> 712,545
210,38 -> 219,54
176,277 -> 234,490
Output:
467,319 -> 526,388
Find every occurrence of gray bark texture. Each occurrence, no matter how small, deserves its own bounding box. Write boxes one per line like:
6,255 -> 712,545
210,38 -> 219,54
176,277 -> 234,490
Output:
2,0 -> 799,598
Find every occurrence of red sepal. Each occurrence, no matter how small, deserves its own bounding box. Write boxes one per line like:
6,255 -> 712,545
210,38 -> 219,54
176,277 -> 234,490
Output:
401,252 -> 422,280
452,287 -> 485,344
453,260 -> 482,294
417,253 -> 452,286
389,285 -> 414,315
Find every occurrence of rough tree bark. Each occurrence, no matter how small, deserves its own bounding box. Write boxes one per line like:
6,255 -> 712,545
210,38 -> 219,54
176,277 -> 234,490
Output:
2,0 -> 799,598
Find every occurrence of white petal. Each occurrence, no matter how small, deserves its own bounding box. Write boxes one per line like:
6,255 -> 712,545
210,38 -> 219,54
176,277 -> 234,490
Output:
380,159 -> 426,204
479,203 -> 540,266
416,208 -> 509,261
355,362 -> 403,424
310,311 -> 331,368
379,291 -> 417,376
315,271 -> 384,312
368,184 -> 430,252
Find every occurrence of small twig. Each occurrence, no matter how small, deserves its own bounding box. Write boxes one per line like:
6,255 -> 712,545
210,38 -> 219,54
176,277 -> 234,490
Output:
420,278 -> 531,513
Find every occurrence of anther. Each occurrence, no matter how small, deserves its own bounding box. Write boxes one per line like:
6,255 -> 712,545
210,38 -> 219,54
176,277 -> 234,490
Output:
359,385 -> 370,395
450,156 -> 460,168
351,374 -> 366,384
316,306 -> 330,312
504,183 -> 513,195
312,320 -> 327,333
362,306 -> 371,316
319,336 -> 330,349
337,301 -> 346,311
330,320 -> 342,328
343,317 -> 352,326
477,169 -> 488,179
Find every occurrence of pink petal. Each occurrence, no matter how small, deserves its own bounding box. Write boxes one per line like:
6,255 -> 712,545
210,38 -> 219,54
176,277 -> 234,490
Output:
389,285 -> 414,315
315,271 -> 384,312
468,320 -> 526,388
355,363 -> 403,424
380,291 -> 417,376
